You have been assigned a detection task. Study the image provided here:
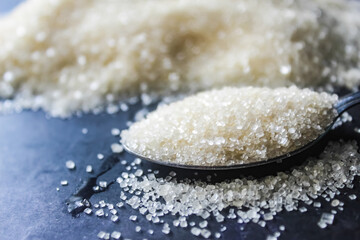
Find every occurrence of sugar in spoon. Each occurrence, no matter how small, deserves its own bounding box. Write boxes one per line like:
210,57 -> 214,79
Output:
123,91 -> 360,170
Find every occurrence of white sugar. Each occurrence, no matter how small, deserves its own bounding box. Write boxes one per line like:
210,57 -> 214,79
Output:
320,213 -> 334,225
199,220 -> 208,228
95,209 -> 104,217
65,160 -> 76,170
191,227 -> 201,236
84,208 -> 92,215
122,87 -> 337,166
129,215 -> 137,221
86,165 -> 93,173
110,231 -> 121,240
1,0 -> 360,117
349,194 -> 357,200
114,141 -> 360,238
331,199 -> 340,207
111,128 -> 120,136
111,143 -> 123,153
60,180 -> 68,186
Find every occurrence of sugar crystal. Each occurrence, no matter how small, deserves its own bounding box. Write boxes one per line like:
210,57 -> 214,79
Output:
111,143 -> 123,153
86,165 -> 93,173
110,231 -> 121,240
65,160 -> 76,170
60,180 -> 68,186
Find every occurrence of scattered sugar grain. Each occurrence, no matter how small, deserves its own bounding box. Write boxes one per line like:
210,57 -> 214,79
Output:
220,226 -> 227,232
99,181 -> 108,188
320,213 -> 334,225
331,199 -> 340,207
97,231 -> 107,239
111,215 -> 119,222
99,200 -> 106,208
111,128 -> 120,136
266,235 -> 277,240
314,202 -> 322,208
191,227 -> 201,236
180,220 -> 188,228
110,231 -> 121,240
111,140 -> 360,239
111,143 -> 123,153
162,223 -> 170,234
116,202 -> 124,208
129,215 -> 137,221
65,160 -> 75,170
263,213 -> 273,221
60,180 -> 68,186
84,208 -> 92,215
349,194 -> 357,200
199,220 -> 208,228
95,209 -> 104,217
317,221 -> 327,229
201,229 -> 211,238
86,165 -> 93,173
259,221 -> 266,227
173,219 -> 180,227
120,104 -> 129,112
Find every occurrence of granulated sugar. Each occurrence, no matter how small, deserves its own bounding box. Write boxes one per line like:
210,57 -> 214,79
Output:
1,0 -> 360,117
0,0 -> 359,238
121,87 -> 338,165
118,142 -> 359,216
93,140 -> 360,239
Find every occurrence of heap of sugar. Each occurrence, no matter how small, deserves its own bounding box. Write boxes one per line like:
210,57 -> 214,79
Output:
1,0 -> 360,117
93,140 -> 360,239
118,141 -> 359,218
121,87 -> 338,166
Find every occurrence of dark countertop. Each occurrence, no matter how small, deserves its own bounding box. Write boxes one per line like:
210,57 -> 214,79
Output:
1,2 -> 360,240
1,102 -> 360,240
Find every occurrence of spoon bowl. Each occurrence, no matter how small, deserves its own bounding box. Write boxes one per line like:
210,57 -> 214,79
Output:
123,91 -> 360,170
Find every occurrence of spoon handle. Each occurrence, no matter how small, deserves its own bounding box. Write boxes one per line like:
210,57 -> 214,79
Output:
335,91 -> 360,115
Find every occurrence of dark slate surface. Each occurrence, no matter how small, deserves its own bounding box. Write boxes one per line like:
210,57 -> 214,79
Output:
1,99 -> 360,240
1,2 -> 360,240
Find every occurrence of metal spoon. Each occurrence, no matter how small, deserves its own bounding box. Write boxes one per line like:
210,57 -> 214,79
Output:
123,91 -> 360,170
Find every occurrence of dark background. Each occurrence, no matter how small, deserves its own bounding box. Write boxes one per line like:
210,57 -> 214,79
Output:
1,2 -> 360,240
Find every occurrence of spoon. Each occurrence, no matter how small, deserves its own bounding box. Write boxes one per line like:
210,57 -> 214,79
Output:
123,91 -> 360,170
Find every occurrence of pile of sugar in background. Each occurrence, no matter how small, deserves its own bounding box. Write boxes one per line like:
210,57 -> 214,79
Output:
1,0 -> 360,117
